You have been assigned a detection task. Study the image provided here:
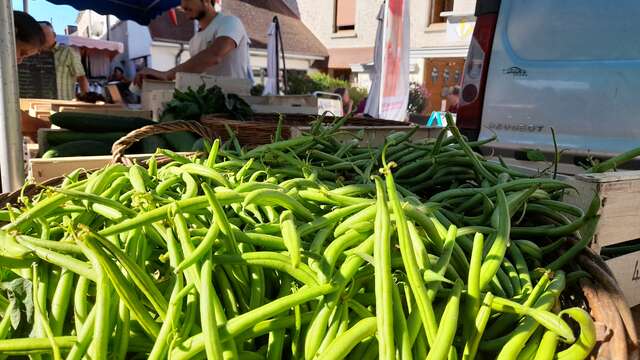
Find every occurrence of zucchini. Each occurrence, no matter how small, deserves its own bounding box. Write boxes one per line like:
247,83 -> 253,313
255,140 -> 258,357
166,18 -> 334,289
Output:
45,131 -> 127,147
191,138 -> 206,152
162,132 -> 198,152
42,140 -> 113,158
50,112 -> 154,132
141,135 -> 170,154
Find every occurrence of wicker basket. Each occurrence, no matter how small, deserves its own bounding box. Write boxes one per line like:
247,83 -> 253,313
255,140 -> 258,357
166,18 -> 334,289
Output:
2,120 -> 638,359
200,113 -> 413,147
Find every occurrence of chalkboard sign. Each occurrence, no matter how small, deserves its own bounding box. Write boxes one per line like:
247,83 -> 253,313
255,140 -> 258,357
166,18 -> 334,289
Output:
18,52 -> 57,99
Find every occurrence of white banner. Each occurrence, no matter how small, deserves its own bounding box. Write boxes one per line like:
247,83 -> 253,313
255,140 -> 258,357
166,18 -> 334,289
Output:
262,22 -> 278,96
379,0 -> 410,121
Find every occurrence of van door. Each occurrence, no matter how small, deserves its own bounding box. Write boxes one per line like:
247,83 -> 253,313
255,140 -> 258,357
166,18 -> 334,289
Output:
480,0 -> 640,157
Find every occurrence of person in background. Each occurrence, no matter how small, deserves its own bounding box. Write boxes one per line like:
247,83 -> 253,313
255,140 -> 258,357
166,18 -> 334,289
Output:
109,66 -> 130,84
39,21 -> 90,100
135,0 -> 251,84
334,88 -> 354,115
446,85 -> 461,113
13,11 -> 50,141
14,11 -> 45,64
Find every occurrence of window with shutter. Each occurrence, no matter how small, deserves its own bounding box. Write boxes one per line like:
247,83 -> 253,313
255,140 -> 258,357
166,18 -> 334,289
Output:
430,0 -> 454,24
335,0 -> 356,32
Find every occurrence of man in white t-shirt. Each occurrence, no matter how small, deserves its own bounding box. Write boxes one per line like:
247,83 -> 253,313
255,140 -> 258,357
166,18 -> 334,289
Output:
135,0 -> 251,83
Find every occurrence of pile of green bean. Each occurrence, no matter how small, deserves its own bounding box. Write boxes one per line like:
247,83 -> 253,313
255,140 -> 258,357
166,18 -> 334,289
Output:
0,119 -> 601,359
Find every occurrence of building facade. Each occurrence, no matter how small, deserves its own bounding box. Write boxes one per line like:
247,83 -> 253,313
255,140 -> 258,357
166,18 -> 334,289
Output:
288,0 -> 476,112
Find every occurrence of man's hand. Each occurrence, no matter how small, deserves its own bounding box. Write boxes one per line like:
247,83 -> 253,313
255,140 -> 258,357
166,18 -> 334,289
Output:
134,68 -> 174,86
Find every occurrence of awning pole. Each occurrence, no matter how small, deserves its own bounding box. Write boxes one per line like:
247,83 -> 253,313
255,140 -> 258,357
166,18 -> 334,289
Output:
0,3 -> 25,192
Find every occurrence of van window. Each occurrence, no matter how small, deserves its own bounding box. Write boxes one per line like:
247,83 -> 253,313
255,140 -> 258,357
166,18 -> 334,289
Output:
505,0 -> 640,61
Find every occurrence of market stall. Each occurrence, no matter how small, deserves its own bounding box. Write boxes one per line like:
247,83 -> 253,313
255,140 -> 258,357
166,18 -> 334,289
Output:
57,34 -> 124,95
0,0 -> 182,191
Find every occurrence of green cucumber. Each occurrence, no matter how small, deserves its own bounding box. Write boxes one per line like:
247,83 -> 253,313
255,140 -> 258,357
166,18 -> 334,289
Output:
42,141 -> 113,158
162,132 -> 198,152
141,135 -> 170,154
50,112 -> 154,132
46,131 -> 127,147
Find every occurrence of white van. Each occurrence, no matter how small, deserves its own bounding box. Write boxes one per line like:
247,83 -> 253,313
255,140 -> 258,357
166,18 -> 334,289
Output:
458,0 -> 640,170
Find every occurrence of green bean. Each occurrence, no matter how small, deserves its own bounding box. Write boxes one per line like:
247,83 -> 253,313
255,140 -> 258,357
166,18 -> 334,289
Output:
210,252 -> 317,286
16,235 -> 83,256
172,283 -> 336,359
175,222 -> 220,273
201,255 -> 224,360
324,230 -> 371,271
98,196 -> 207,236
534,330 -> 558,360
206,138 -> 221,168
333,205 -> 376,237
464,232 -> 483,339
214,266 -> 241,319
0,336 -> 77,354
514,240 -> 543,261
64,306 -> 97,360
509,242 -> 532,294
243,136 -> 314,159
298,203 -> 370,237
78,237 -> 160,339
317,305 -> 344,354
73,276 -> 90,335
317,317 -> 377,360
156,175 -> 181,196
182,172 -> 199,199
280,210 -> 302,268
87,231 -> 168,319
88,251 -> 111,360
372,176 -> 394,360
17,240 -> 96,282
50,269 -> 74,336
479,189 -> 510,292
462,292 -> 494,360
446,114 -> 497,183
518,328 -> 544,360
587,146 -> 640,173
0,302 -> 14,340
503,258 -> 523,296
426,279 -> 462,360
3,193 -> 68,231
385,166 -> 438,346
244,189 -> 314,221
128,165 -> 148,193
489,296 -> 574,343
495,271 -> 566,360
548,202 -> 599,271
484,272 -> 552,340
30,264 -> 61,360
556,308 -> 596,360
113,302 -> 130,360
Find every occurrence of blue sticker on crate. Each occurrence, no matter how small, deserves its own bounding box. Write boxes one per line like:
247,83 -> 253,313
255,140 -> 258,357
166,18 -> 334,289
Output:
427,112 -> 446,127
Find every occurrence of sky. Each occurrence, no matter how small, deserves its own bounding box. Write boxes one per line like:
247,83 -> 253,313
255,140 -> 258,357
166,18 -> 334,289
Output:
12,0 -> 79,34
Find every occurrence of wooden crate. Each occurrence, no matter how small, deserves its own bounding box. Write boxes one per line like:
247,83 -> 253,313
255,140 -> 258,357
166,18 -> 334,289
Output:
175,73 -> 251,95
56,107 -> 152,119
141,90 -> 175,121
561,171 -> 640,306
564,171 -> 640,250
242,95 -> 319,115
29,153 -> 185,183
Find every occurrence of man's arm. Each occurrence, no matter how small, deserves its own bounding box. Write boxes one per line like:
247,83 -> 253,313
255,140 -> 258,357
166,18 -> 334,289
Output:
134,37 -> 237,85
77,75 -> 90,94
69,48 -> 89,95
168,37 -> 237,78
